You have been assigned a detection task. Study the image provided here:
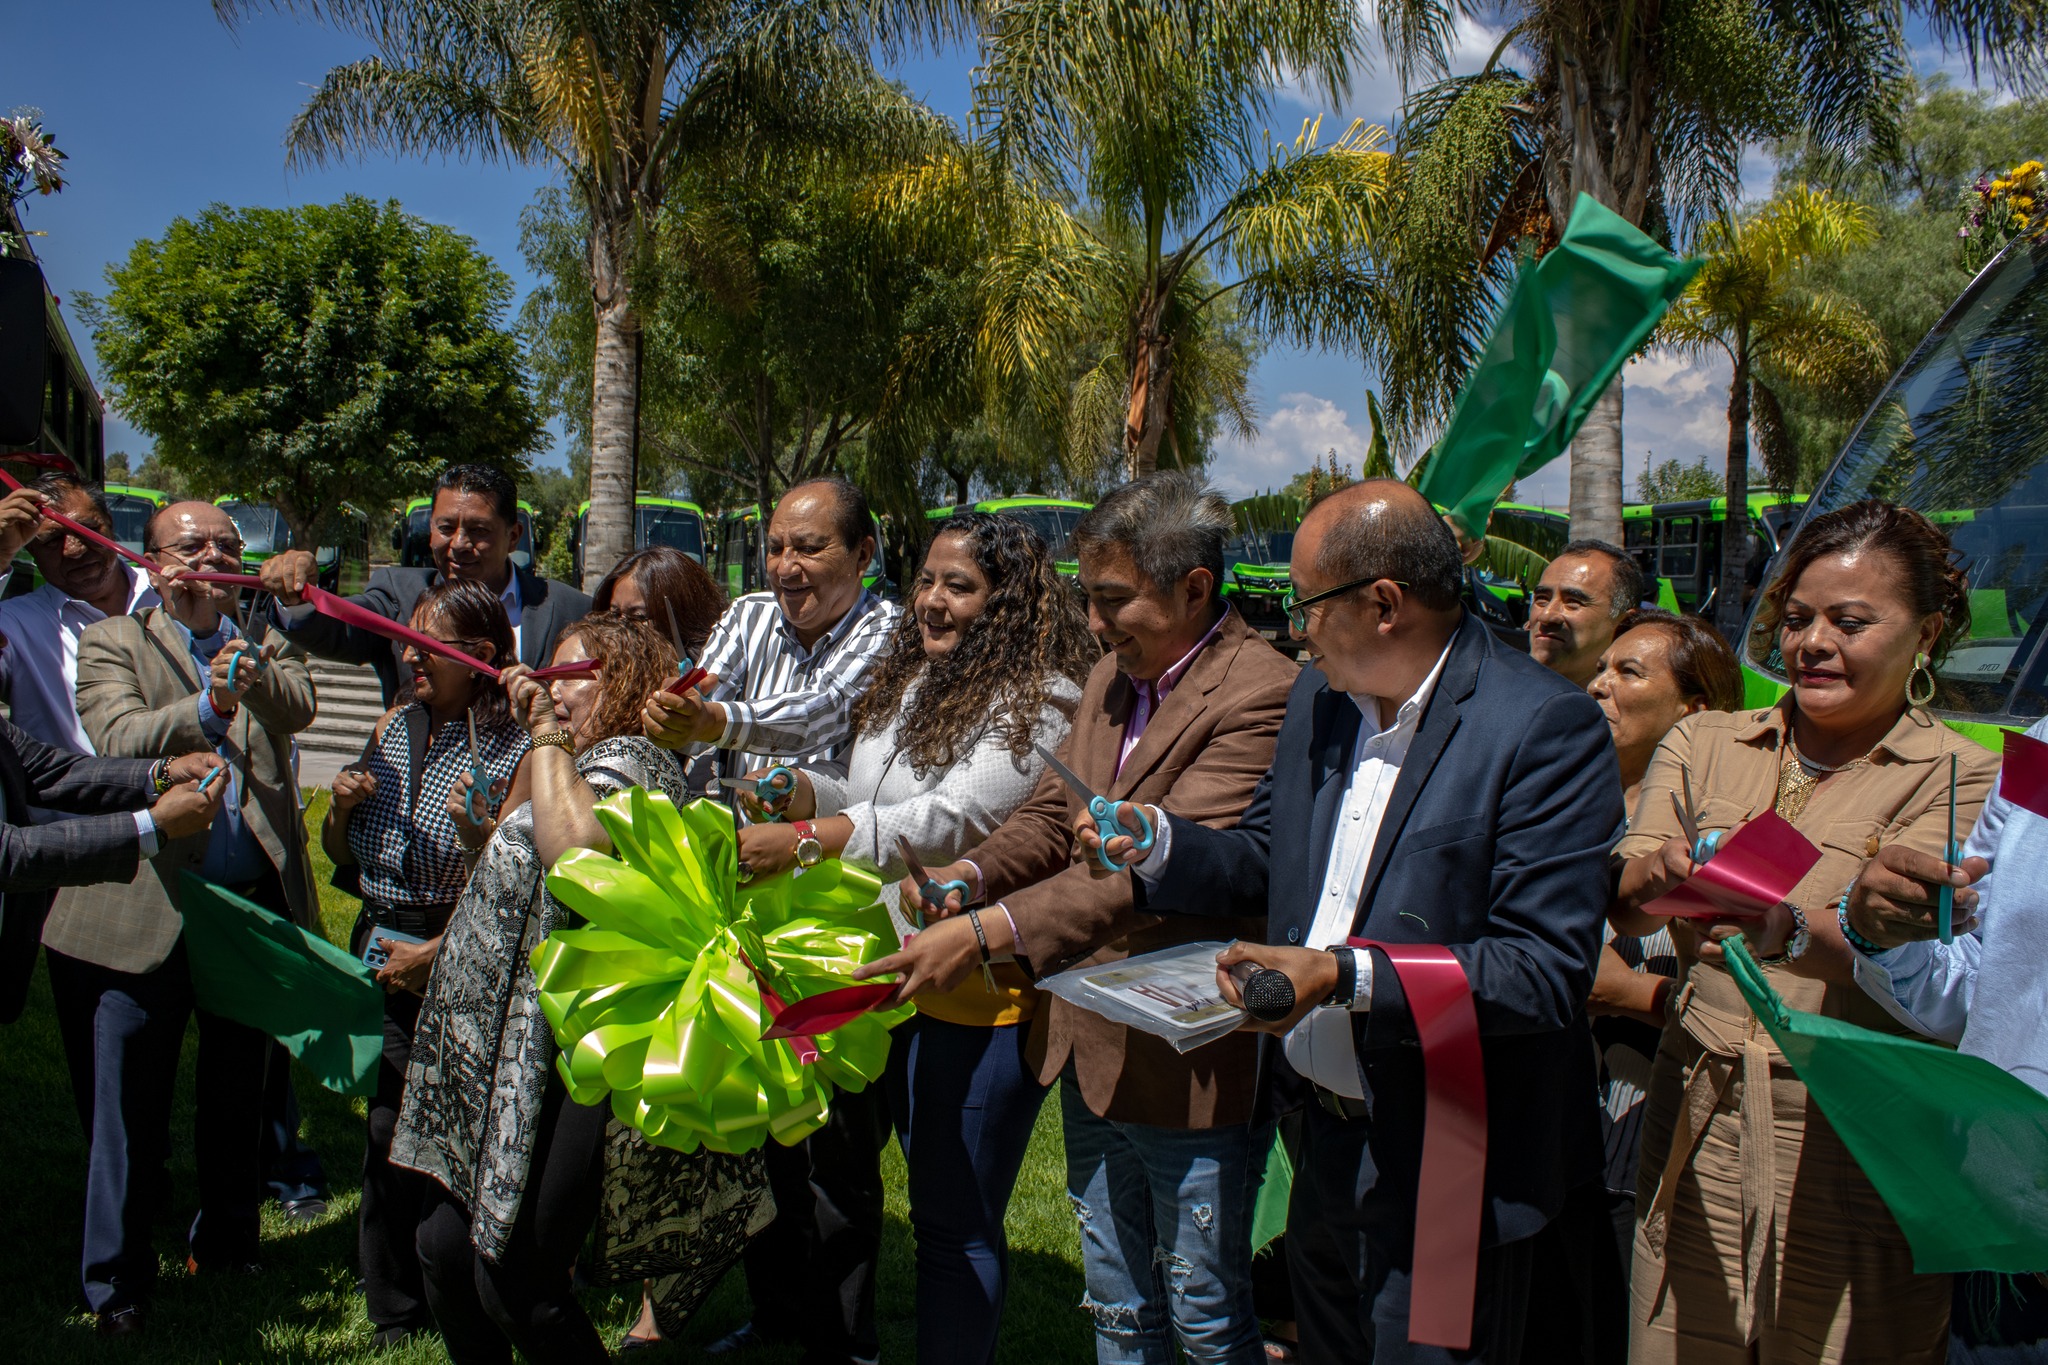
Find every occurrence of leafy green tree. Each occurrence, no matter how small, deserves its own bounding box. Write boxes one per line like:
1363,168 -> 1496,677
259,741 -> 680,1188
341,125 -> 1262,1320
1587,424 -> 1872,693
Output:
83,195 -> 538,546
222,0 -> 964,588
1637,455 -> 1725,503
1659,187 -> 1889,635
949,0 -> 1393,478
1362,0 -> 2046,544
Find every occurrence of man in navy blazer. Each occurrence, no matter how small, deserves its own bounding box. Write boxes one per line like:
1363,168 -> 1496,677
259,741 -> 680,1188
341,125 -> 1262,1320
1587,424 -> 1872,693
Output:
1094,481 -> 1624,1362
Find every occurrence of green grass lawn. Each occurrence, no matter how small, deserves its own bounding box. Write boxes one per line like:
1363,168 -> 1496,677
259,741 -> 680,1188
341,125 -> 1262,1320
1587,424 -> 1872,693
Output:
0,790 -> 1092,1362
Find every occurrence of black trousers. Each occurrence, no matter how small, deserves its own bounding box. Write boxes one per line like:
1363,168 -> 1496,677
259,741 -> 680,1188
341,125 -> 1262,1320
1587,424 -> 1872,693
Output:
1288,1101 -> 1535,1364
349,908 -> 436,1331
48,940 -> 268,1313
740,1083 -> 894,1364
414,1076 -> 608,1365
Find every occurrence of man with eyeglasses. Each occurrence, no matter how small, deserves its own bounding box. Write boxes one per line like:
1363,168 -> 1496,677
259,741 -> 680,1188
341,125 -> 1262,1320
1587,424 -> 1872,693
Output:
642,475 -> 900,1364
36,500 -> 323,1335
0,473 -> 162,755
1061,480 -> 1622,1363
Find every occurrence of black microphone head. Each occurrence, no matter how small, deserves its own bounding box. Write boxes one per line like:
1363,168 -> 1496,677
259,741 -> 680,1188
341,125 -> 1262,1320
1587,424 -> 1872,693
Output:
1241,968 -> 1296,1023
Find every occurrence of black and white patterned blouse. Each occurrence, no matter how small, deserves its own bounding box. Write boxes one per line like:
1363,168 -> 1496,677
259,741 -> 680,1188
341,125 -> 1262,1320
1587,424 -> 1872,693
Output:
346,703 -> 529,907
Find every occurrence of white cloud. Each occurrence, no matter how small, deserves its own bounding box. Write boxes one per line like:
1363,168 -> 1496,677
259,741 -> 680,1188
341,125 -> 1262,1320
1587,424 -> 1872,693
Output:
1509,347 -> 1734,507
1274,12 -> 1521,133
1209,392 -> 1371,497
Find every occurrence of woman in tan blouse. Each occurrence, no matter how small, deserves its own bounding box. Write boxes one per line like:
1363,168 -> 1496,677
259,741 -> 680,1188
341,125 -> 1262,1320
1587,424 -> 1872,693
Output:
1609,500 -> 1999,1364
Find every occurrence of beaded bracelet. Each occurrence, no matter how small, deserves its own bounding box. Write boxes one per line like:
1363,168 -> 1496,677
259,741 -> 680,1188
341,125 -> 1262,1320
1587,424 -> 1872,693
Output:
1837,882 -> 1887,957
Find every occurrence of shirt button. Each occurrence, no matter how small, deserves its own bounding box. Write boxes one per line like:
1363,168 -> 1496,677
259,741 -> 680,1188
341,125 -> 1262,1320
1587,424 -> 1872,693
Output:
1350,810 -> 1361,820
1286,928 -> 1301,944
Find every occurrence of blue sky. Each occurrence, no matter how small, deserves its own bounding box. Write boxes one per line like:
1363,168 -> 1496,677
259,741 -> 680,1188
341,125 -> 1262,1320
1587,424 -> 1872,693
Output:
10,4 -> 1988,506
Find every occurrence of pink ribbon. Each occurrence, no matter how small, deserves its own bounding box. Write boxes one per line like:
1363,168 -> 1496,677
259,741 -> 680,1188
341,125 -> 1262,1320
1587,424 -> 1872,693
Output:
0,452 -> 79,472
2000,731 -> 2048,820
760,982 -> 901,1041
0,466 -> 154,570
1643,810 -> 1821,920
1346,939 -> 1486,1350
184,572 -> 508,680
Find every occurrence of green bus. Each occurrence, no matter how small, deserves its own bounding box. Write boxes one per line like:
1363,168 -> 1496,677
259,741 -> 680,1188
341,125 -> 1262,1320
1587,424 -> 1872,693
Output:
568,495 -> 711,582
1622,492 -> 1807,618
104,484 -> 168,556
395,495 -> 539,570
926,496 -> 1092,577
1738,226 -> 2048,746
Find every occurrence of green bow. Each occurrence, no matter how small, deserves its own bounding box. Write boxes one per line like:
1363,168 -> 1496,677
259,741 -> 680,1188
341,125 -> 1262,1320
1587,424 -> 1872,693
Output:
535,788 -> 912,1153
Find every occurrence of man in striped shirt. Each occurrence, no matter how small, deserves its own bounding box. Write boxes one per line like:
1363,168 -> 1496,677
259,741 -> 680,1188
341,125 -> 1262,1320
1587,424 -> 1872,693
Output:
644,475 -> 899,1364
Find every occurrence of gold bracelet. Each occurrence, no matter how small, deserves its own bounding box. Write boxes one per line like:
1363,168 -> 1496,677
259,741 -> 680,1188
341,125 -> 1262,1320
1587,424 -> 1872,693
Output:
530,728 -> 574,750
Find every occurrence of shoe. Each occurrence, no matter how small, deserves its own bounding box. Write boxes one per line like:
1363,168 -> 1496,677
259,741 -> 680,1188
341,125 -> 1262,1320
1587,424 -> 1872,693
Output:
281,1197 -> 329,1225
95,1305 -> 146,1338
186,1254 -> 264,1277
373,1322 -> 428,1349
615,1329 -> 661,1353
704,1322 -> 767,1355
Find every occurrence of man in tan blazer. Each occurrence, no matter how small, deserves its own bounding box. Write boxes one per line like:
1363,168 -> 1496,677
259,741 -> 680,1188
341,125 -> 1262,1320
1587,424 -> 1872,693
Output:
55,500 -> 319,1335
869,472 -> 1296,1364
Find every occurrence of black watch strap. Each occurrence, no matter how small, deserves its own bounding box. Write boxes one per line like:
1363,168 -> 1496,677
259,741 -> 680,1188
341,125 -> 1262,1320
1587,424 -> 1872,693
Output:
1326,945 -> 1356,1007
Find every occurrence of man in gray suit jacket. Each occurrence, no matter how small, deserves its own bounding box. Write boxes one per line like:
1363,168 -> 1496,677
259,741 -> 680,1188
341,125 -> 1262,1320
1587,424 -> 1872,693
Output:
60,501 -> 322,1336
259,463 -> 591,703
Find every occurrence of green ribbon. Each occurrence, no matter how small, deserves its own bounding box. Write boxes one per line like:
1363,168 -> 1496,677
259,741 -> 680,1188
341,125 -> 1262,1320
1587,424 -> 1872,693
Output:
535,788 -> 913,1154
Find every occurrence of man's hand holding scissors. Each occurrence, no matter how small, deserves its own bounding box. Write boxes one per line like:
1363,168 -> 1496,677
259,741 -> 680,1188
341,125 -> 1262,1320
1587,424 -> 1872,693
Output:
1032,743 -> 1155,876
896,860 -> 977,921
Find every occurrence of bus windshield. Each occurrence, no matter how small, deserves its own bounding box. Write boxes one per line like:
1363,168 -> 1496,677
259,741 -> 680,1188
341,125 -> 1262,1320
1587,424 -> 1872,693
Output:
638,505 -> 705,562
219,501 -> 291,557
107,495 -> 157,552
1006,506 -> 1085,560
1745,235 -> 2048,722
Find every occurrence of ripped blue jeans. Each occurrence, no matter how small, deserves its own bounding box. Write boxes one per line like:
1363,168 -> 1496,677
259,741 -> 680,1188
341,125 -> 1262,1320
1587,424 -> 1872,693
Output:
1058,1077 -> 1270,1364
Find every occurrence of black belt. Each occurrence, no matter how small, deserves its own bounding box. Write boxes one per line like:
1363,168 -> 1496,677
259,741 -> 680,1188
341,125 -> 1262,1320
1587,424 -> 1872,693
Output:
1314,1085 -> 1372,1121
365,900 -> 456,937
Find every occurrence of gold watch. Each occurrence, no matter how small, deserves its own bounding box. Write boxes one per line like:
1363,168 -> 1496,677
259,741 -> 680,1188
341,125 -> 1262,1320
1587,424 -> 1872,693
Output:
531,728 -> 574,750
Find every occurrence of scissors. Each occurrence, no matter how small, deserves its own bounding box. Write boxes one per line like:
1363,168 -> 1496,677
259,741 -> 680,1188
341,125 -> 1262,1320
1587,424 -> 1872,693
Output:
711,766 -> 798,819
464,708 -> 493,827
1031,742 -> 1154,871
1939,752 -> 1959,944
196,761 -> 229,796
897,835 -> 969,931
221,583 -> 269,694
663,600 -> 709,695
1671,768 -> 1720,865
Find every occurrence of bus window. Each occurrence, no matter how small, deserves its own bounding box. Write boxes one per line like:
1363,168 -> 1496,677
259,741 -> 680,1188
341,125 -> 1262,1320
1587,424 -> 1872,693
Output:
107,495 -> 157,553
1746,235 -> 2048,722
219,501 -> 292,558
639,506 -> 706,563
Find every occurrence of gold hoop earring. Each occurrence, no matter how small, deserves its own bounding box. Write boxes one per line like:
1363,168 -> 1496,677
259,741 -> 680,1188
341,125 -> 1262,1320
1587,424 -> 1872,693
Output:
1906,651 -> 1936,707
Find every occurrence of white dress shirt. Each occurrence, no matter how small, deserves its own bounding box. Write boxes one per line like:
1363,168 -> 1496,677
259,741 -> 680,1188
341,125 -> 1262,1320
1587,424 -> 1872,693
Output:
1136,640 -> 1452,1098
0,565 -> 159,753
1283,643 -> 1451,1098
499,570 -> 525,662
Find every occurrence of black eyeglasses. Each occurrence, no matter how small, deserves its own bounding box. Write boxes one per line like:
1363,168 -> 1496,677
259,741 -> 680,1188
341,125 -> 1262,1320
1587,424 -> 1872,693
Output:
149,535 -> 246,560
1281,576 -> 1409,631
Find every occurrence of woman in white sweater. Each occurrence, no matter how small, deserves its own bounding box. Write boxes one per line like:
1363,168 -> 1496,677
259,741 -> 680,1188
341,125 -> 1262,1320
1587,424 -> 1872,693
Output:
736,512 -> 1095,1365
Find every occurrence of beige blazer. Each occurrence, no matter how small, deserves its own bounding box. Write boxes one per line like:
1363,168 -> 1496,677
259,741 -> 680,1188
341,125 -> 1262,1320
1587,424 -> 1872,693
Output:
47,607 -> 319,973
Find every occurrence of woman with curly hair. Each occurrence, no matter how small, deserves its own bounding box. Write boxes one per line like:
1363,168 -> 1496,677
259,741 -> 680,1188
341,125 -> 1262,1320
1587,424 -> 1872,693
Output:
733,512 -> 1095,1365
391,612 -> 768,1363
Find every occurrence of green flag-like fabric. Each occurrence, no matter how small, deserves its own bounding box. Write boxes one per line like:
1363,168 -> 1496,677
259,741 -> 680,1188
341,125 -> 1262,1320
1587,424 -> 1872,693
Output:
1416,194 -> 1701,540
178,872 -> 383,1097
1726,939 -> 2048,1272
1251,1133 -> 1293,1254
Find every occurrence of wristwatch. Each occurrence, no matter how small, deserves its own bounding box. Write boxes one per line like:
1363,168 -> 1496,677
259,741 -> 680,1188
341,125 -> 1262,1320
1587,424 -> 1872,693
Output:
792,820 -> 825,870
1323,946 -> 1357,1007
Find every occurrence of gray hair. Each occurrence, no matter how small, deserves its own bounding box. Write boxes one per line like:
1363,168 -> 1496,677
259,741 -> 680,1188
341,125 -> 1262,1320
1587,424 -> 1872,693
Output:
1070,470 -> 1231,599
1318,487 -> 1464,610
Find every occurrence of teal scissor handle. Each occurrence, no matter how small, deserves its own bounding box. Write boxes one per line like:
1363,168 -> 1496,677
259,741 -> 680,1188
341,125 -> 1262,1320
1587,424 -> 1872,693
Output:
1692,829 -> 1723,865
464,763 -> 493,826
1089,796 -> 1155,871
913,876 -> 971,931
225,643 -> 266,694
755,765 -> 798,822
1938,840 -> 1960,944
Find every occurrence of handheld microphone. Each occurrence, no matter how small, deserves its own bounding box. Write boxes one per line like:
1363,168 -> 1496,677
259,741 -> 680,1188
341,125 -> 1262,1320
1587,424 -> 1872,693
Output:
1227,961 -> 1297,1022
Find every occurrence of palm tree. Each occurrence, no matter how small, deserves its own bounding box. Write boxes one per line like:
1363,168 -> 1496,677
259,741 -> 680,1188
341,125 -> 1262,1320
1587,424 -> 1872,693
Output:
218,0 -> 964,588
1659,187 -> 1889,637
1363,0 -> 2045,544
961,0 -> 1398,478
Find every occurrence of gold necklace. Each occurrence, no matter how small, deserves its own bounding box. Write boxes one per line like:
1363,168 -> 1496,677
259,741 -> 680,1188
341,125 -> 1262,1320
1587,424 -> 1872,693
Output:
1775,726 -> 1869,823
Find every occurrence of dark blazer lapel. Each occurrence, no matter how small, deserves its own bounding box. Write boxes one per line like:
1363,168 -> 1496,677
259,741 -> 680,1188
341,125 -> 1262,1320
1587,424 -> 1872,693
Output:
518,566 -> 551,667
1353,615 -> 1486,918
1306,687 -> 1359,897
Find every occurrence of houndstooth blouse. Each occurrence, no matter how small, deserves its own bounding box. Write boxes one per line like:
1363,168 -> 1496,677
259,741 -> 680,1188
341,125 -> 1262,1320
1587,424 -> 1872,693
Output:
345,703 -> 528,907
